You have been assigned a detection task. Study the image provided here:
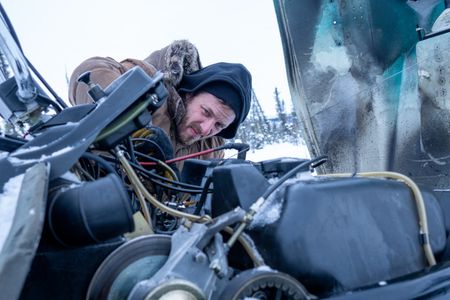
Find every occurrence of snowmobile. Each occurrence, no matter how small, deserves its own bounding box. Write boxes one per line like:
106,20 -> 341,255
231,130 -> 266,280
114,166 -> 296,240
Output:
2,0 -> 450,299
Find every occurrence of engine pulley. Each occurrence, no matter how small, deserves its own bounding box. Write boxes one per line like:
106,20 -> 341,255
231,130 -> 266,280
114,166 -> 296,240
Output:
218,268 -> 313,300
86,235 -> 171,300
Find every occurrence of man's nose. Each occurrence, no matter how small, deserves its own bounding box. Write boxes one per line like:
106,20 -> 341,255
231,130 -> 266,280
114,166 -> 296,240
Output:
199,119 -> 215,136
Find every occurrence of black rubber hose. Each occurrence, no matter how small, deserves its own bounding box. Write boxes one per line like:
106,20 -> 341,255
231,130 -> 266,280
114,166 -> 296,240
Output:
128,161 -> 209,194
261,155 -> 328,199
131,153 -> 212,191
82,152 -> 116,174
194,175 -> 214,215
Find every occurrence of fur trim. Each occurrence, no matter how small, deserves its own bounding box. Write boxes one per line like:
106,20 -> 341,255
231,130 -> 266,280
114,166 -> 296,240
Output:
166,85 -> 186,125
144,39 -> 202,87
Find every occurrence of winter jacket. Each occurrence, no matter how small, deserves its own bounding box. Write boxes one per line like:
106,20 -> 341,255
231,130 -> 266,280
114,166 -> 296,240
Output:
68,40 -> 225,170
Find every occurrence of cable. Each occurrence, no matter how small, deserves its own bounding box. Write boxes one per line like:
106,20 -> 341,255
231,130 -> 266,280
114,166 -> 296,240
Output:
131,155 -> 211,190
324,171 -> 436,267
139,148 -> 217,166
224,226 -> 265,267
81,152 -> 116,174
28,62 -> 66,109
138,142 -> 249,167
126,136 -> 137,163
116,148 -> 211,223
132,137 -> 168,161
133,168 -> 206,194
194,176 -> 213,215
261,155 -> 327,199
138,143 -> 231,167
35,94 -> 63,113
133,150 -> 178,182
221,143 -> 250,160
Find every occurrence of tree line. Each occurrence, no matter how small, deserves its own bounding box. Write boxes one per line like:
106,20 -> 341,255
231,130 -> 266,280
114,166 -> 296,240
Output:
233,87 -> 303,149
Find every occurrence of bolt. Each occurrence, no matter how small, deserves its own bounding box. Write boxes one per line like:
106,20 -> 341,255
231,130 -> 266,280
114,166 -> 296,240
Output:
194,252 -> 207,264
150,94 -> 159,105
210,259 -> 221,272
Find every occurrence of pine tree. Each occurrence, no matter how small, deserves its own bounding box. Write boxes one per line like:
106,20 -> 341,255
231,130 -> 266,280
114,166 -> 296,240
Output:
274,87 -> 289,141
234,90 -> 271,149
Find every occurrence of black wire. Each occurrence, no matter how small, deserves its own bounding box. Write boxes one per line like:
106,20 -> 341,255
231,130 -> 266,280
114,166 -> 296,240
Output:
27,61 -> 67,109
129,161 -> 208,194
134,168 -> 203,194
261,155 -> 328,200
193,175 -> 213,215
78,157 -> 90,179
219,142 -> 250,160
36,94 -> 63,113
101,149 -> 202,193
133,150 -> 162,164
132,138 -> 167,161
134,158 -> 213,191
132,151 -> 209,191
126,136 -> 137,163
98,153 -> 118,163
82,152 -> 116,174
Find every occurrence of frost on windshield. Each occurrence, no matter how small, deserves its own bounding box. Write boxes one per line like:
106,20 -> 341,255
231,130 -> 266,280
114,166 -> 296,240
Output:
0,173 -> 24,252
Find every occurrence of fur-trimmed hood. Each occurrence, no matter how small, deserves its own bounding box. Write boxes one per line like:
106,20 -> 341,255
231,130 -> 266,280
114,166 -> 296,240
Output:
144,39 -> 202,87
143,40 -> 203,126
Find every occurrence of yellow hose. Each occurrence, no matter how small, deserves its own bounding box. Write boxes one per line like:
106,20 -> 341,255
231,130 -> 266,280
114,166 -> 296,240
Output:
324,171 -> 436,267
117,149 -> 211,224
224,226 -> 265,267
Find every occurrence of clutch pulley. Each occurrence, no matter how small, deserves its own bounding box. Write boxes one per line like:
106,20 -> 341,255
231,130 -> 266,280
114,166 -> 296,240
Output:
86,235 -> 171,300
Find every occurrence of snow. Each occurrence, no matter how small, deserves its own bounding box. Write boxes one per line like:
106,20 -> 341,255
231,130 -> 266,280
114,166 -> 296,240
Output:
251,197 -> 283,227
0,151 -> 7,160
224,142 -> 310,162
0,119 -> 5,137
8,146 -> 74,165
12,145 -> 45,155
0,173 -> 24,252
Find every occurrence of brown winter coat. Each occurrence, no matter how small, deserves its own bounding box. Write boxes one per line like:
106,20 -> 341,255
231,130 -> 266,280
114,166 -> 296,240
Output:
68,40 -> 225,170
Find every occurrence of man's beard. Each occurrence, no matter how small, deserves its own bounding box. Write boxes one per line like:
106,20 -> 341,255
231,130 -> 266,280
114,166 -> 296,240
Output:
175,115 -> 199,146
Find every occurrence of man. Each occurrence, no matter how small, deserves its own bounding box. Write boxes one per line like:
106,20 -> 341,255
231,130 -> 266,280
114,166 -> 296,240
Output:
69,40 -> 252,169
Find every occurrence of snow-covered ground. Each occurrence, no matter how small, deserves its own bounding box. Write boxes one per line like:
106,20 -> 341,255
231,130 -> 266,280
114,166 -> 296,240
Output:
224,141 -> 310,162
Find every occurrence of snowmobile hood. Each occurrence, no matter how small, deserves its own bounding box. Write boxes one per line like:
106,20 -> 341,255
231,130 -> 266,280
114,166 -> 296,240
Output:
274,0 -> 450,189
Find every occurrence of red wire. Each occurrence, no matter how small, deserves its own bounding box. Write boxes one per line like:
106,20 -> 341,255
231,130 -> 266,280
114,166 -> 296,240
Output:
139,147 -> 217,166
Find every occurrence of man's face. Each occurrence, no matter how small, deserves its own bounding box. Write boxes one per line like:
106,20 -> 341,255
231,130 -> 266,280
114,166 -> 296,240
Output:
176,92 -> 236,145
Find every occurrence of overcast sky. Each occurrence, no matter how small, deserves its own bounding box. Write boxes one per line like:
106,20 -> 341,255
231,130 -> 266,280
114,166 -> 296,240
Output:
1,0 -> 290,117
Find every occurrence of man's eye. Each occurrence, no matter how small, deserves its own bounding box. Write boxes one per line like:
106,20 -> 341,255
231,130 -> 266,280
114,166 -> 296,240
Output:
202,107 -> 210,116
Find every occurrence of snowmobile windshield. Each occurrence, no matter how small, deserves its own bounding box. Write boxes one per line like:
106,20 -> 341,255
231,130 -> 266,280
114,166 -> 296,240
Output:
274,0 -> 450,189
